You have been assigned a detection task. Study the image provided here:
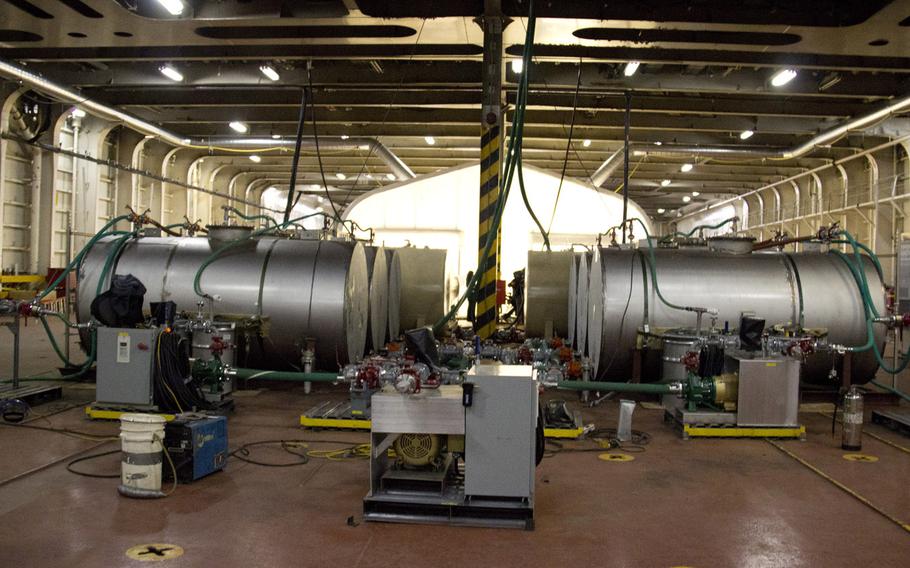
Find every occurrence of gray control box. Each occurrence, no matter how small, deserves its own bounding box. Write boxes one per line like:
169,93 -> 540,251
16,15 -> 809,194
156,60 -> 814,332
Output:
464,364 -> 537,499
95,327 -> 158,407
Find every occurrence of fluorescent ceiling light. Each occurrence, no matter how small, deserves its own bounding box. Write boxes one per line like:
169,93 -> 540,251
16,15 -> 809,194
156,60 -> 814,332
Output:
424,136 -> 436,145
657,208 -> 666,214
229,121 -> 248,133
682,195 -> 692,203
156,0 -> 184,16
159,65 -> 183,82
340,134 -> 349,140
654,141 -> 662,146
249,155 -> 261,163
259,65 -> 280,82
335,173 -> 346,180
771,68 -> 797,87
680,163 -> 693,173
623,61 -> 640,77
365,174 -> 373,180
692,191 -> 700,197
358,144 -> 370,150
582,139 -> 592,148
740,130 -> 754,140
511,59 -> 523,74
386,173 -> 396,181
271,134 -> 281,139
70,108 -> 86,118
660,179 -> 671,187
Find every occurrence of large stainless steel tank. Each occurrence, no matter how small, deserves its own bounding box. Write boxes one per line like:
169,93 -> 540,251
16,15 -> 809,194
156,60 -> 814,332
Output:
587,247 -> 885,384
77,234 -> 369,368
363,246 -> 389,351
387,247 -> 446,337
524,250 -> 572,338
575,251 -> 592,355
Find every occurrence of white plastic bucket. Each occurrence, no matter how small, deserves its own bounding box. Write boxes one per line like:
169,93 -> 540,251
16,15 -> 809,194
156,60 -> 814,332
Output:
119,413 -> 166,498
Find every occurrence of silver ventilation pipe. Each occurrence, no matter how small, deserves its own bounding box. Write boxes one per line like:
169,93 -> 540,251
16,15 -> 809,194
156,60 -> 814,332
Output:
0,58 -> 416,181
589,148 -> 624,187
636,93 -> 910,160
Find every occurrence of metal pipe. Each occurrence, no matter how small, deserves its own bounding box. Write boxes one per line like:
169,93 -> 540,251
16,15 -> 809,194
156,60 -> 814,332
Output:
230,368 -> 340,383
0,58 -> 415,181
637,94 -> 910,160
680,133 -> 910,222
556,380 -> 674,395
589,148 -> 623,187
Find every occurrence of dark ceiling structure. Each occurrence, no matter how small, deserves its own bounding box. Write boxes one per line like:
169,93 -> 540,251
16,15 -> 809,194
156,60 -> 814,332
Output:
1,0 -> 909,216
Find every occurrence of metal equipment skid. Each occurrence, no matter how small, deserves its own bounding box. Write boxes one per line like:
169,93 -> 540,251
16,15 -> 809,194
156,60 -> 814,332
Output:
363,365 -> 537,529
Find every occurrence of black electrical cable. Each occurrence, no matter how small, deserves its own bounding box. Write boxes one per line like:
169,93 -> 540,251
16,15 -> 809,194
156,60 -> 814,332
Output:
547,59 -> 583,235
66,449 -> 120,479
228,438 -> 370,467
283,87 -> 309,225
293,69 -> 343,230
0,420 -> 117,441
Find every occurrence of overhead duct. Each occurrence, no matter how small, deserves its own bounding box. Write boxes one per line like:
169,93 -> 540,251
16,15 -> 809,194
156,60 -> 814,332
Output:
0,58 -> 416,181
589,148 -> 624,187
635,93 -> 910,160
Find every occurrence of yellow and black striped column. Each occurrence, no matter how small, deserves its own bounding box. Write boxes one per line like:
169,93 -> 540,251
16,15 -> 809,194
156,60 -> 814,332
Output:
476,124 -> 501,339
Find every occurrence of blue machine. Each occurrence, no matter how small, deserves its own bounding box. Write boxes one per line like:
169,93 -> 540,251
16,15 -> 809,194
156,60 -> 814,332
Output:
163,415 -> 228,483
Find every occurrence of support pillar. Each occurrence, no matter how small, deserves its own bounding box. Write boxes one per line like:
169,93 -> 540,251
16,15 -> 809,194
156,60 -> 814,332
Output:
476,1 -> 505,339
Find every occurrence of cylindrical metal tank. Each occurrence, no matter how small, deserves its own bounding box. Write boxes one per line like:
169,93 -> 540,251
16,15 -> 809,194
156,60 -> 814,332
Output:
568,254 -> 578,346
192,321 -> 237,366
575,251 -> 592,355
387,247 -> 446,337
77,235 -> 369,368
363,246 -> 389,351
588,247 -> 884,383
524,250 -> 573,338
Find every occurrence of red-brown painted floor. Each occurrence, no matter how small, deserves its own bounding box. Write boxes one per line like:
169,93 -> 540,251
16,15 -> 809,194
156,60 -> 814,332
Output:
1,380 -> 909,568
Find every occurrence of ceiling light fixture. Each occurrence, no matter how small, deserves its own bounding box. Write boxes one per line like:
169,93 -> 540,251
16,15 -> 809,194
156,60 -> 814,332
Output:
623,61 -> 641,77
511,59 -> 524,74
771,68 -> 797,87
818,72 -> 842,92
156,0 -> 184,16
335,173 -> 347,180
159,65 -> 183,82
340,134 -> 349,140
740,130 -> 754,140
386,173 -> 396,181
680,163 -> 693,173
682,195 -> 692,203
692,191 -> 700,197
654,141 -> 662,146
657,208 -> 666,214
259,65 -> 280,82
661,179 -> 671,187
425,136 -> 436,145
229,121 -> 248,133
582,139 -> 592,148
271,134 -> 281,139
249,155 -> 261,163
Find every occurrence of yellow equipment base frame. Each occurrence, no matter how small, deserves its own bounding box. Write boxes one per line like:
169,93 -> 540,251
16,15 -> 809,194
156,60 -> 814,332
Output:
682,424 -> 806,439
300,414 -> 584,440
85,405 -> 176,422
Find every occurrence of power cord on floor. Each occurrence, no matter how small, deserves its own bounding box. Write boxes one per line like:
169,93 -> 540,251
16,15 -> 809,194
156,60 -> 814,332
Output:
545,427 -> 651,458
66,448 -> 120,478
229,438 -> 371,467
0,420 -> 119,442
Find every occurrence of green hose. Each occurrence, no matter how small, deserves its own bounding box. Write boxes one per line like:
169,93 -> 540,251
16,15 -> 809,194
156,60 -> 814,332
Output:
231,368 -> 339,382
556,380 -> 673,395
627,217 -> 698,314
38,214 -> 132,300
